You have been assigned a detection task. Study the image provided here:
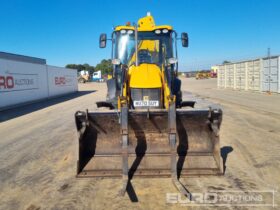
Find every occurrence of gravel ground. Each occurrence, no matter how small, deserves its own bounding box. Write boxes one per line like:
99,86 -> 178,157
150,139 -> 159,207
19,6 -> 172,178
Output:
0,78 -> 279,210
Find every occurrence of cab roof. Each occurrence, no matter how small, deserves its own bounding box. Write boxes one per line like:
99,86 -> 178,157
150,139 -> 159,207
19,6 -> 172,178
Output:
114,13 -> 173,32
114,25 -> 173,32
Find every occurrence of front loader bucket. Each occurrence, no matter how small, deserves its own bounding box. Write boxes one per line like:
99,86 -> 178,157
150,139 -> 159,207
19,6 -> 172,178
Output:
75,108 -> 223,178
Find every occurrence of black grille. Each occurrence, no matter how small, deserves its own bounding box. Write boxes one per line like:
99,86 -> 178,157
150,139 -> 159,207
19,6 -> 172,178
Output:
131,88 -> 161,109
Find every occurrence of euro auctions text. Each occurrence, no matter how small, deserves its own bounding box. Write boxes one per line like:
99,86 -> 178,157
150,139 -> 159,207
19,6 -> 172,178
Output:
166,190 -> 277,207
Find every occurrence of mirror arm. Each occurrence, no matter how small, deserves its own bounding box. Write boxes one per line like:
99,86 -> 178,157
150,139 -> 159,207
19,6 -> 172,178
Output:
111,32 -> 116,77
134,23 -> 139,66
173,31 -> 178,76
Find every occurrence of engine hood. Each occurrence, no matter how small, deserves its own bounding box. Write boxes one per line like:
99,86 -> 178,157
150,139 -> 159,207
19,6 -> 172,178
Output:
128,63 -> 162,88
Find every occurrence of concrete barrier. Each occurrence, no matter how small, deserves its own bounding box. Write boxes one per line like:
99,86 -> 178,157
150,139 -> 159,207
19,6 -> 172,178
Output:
0,58 -> 77,110
47,65 -> 78,97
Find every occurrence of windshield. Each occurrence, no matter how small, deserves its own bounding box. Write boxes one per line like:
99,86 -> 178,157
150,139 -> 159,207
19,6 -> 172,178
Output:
114,31 -> 173,67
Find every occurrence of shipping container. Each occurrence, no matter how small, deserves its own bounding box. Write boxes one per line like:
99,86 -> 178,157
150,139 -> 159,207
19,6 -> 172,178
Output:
262,56 -> 279,93
225,64 -> 234,89
235,62 -> 246,90
247,59 -> 261,91
217,65 -> 225,88
216,56 -> 280,93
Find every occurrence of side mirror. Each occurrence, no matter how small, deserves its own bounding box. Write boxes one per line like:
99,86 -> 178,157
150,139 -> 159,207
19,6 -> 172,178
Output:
181,32 -> 189,47
99,33 -> 107,48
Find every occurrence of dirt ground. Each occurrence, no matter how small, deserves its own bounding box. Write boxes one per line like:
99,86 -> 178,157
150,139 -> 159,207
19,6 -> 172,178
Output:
0,78 -> 279,210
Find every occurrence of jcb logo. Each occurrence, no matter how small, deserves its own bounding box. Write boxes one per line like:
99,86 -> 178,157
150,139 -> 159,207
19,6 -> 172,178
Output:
143,96 -> 149,101
55,77 -> 66,85
0,76 -> 14,89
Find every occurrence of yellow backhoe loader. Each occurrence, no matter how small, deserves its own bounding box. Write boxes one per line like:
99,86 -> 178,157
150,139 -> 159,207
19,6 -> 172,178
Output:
75,13 -> 223,196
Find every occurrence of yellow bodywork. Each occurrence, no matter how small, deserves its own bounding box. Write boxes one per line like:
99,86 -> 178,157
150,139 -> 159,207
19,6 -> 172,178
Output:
117,14 -> 175,109
114,14 -> 172,32
129,64 -> 162,88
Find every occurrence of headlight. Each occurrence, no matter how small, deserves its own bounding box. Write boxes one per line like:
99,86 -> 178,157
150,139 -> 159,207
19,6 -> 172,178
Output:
155,29 -> 161,34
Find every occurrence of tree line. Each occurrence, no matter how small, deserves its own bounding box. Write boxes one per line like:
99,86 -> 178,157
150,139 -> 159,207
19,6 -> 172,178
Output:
65,59 -> 113,76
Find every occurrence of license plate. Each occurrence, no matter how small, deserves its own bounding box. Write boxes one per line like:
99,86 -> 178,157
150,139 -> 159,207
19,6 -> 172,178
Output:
133,100 -> 159,107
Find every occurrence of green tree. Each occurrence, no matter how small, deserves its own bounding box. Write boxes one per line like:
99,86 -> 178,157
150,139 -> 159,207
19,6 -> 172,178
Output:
65,64 -> 77,69
83,63 -> 95,75
95,59 -> 112,75
65,60 -> 112,76
65,63 -> 95,75
223,60 -> 231,64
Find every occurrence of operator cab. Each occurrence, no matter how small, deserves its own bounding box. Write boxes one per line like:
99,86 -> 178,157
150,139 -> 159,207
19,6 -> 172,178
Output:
99,12 -> 189,109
